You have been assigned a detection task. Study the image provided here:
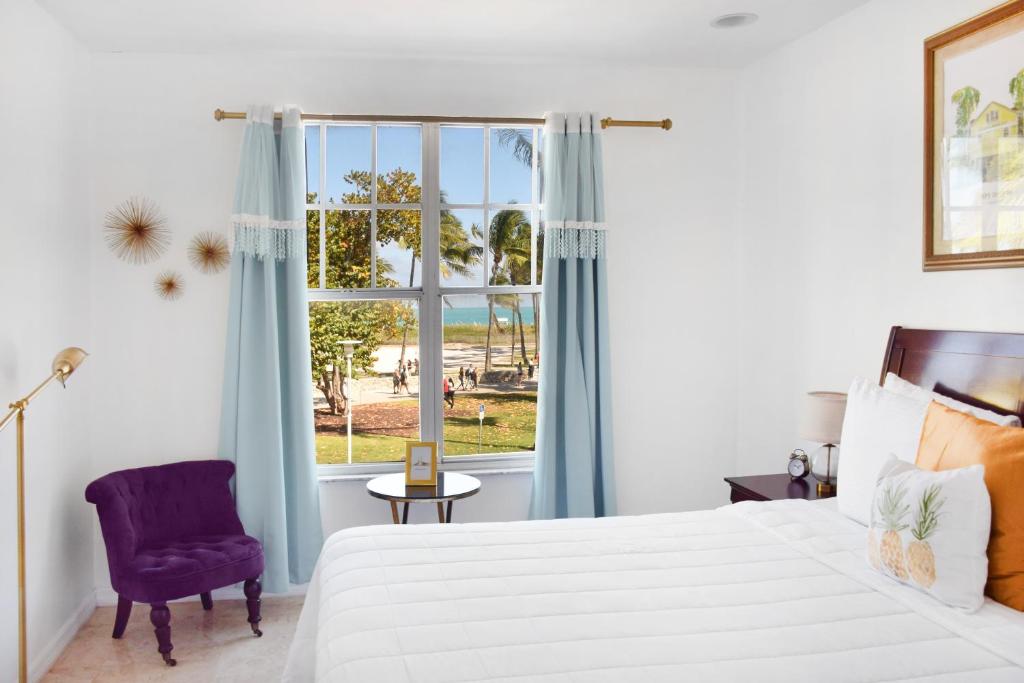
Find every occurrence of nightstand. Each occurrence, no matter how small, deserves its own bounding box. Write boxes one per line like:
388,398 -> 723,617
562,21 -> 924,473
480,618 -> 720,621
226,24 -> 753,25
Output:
724,474 -> 836,504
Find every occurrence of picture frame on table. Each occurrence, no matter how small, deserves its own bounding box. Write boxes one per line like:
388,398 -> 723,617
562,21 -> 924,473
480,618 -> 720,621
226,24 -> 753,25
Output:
924,1 -> 1024,270
405,441 -> 438,486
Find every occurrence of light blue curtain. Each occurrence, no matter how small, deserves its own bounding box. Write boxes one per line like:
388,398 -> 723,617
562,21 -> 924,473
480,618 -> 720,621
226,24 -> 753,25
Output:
530,112 -> 615,519
219,105 -> 322,592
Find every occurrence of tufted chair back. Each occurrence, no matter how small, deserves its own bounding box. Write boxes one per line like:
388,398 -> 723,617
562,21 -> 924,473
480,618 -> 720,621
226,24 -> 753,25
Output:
86,460 -> 244,572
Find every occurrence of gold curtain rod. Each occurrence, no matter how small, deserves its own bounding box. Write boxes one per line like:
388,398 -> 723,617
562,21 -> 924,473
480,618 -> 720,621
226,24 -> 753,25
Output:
212,108 -> 671,130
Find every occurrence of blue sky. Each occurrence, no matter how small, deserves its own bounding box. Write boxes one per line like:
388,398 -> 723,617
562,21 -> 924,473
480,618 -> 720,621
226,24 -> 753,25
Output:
304,124 -> 533,291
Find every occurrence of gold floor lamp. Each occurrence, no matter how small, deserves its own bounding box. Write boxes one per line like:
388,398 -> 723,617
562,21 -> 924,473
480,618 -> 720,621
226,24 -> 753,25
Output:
0,348 -> 88,683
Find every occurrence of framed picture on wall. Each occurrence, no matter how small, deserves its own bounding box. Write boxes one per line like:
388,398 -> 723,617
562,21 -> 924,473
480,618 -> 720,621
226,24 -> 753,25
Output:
924,1 -> 1024,270
405,441 -> 438,486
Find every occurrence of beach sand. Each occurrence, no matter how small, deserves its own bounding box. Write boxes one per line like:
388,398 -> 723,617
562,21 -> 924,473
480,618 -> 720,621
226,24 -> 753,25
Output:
314,343 -> 537,409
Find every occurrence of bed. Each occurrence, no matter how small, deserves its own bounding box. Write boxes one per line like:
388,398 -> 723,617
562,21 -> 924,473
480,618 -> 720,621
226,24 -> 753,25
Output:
284,327 -> 1024,682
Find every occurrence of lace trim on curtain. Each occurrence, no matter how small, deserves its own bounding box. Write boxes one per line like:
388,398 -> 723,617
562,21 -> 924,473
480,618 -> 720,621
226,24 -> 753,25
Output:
231,216 -> 305,260
544,225 -> 607,259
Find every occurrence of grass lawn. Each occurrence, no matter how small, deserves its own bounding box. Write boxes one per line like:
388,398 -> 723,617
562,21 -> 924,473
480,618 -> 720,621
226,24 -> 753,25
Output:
315,391 -> 537,464
315,432 -> 409,463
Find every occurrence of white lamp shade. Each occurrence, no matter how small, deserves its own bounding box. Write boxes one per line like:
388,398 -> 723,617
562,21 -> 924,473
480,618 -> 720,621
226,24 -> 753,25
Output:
799,391 -> 847,444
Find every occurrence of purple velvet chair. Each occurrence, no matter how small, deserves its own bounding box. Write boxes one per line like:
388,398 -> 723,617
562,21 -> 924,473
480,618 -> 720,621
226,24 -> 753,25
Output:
85,460 -> 264,666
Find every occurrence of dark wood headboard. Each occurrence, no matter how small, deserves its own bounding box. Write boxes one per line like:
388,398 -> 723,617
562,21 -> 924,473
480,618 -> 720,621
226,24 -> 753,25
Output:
880,326 -> 1024,424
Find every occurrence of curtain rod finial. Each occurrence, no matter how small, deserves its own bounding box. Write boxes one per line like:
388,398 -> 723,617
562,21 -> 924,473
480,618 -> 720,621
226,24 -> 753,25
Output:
214,108 -> 225,121
662,119 -> 672,130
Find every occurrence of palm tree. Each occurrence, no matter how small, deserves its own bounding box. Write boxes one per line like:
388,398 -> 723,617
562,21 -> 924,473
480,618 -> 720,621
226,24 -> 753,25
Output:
397,190 -> 482,364
483,209 -> 530,372
506,229 -> 535,368
495,132 -> 543,359
952,86 -> 981,135
495,128 -> 534,166
1010,68 -> 1024,135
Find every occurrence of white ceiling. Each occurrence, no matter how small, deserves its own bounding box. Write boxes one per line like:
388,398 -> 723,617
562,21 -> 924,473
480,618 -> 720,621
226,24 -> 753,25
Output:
38,0 -> 868,67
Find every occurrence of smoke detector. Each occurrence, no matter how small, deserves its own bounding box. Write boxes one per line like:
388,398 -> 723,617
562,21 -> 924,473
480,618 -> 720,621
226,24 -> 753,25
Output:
710,13 -> 759,29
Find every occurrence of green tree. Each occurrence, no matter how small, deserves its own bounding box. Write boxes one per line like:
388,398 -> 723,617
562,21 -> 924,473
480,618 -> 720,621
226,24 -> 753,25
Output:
305,190 -> 396,290
338,170 -> 482,362
952,86 -> 981,135
1010,68 -> 1024,135
507,227 -> 535,368
495,132 -> 544,353
440,196 -> 482,281
307,168 -> 481,406
309,300 -> 411,414
495,128 -> 534,166
484,209 -> 531,371
339,170 -> 481,290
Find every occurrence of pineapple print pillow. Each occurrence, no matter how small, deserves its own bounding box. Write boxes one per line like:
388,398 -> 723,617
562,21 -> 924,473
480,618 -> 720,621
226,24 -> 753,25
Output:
867,455 -> 991,611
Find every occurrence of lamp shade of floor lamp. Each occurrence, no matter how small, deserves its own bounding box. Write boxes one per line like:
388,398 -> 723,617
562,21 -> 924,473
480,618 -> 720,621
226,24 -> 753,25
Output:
0,347 -> 88,683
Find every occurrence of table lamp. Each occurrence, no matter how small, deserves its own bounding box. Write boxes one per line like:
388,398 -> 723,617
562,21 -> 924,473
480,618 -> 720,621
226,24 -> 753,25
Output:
798,391 -> 847,496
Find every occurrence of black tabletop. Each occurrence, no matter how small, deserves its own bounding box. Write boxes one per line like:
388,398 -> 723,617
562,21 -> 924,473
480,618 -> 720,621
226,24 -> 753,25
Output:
367,471 -> 481,503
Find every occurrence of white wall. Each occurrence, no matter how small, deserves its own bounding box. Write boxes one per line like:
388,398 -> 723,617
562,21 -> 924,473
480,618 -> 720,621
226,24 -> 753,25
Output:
735,0 -> 1024,475
0,0 -> 95,679
84,53 -> 742,594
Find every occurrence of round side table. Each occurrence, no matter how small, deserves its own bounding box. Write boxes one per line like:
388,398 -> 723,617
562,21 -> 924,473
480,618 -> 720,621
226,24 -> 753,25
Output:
367,471 -> 481,524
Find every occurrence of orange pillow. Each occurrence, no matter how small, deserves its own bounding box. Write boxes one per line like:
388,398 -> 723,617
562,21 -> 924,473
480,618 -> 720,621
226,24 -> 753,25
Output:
916,401 -> 1024,611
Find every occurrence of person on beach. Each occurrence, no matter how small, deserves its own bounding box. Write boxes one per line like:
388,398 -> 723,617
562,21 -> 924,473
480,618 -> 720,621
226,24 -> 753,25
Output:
392,369 -> 401,394
516,362 -> 524,387
399,366 -> 410,394
458,367 -> 466,389
527,364 -> 534,380
413,358 -> 419,375
443,376 -> 456,409
468,366 -> 478,390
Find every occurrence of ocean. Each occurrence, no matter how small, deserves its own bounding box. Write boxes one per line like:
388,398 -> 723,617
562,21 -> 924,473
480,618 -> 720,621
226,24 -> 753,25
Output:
443,306 -> 535,326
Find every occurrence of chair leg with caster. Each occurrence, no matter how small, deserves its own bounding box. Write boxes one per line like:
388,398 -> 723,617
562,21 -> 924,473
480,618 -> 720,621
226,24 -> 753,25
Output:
112,596 -> 132,639
149,603 -> 176,666
244,578 -> 263,637
200,591 -> 213,610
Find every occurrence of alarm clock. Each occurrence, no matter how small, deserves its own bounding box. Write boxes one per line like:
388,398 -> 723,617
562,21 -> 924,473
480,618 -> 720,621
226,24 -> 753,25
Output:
788,448 -> 810,480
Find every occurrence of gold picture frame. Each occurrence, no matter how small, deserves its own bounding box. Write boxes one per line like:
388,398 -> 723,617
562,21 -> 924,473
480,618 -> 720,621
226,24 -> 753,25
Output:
924,1 -> 1024,270
405,441 -> 438,486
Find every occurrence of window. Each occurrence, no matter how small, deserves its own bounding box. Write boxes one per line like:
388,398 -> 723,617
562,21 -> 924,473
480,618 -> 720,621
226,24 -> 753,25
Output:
306,122 -> 542,471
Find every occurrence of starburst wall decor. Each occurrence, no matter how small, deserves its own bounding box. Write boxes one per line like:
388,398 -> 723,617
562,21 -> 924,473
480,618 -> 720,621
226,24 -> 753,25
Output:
188,232 -> 230,274
104,196 -> 170,264
154,271 -> 184,301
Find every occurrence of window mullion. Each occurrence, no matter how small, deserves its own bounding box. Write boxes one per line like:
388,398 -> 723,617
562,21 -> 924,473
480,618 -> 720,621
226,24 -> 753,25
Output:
483,126 -> 491,287
319,123 -> 327,290
370,123 -> 378,289
420,123 -> 443,454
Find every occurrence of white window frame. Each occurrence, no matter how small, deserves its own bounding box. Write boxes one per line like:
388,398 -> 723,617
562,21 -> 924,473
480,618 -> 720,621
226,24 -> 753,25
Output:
308,121 -> 541,477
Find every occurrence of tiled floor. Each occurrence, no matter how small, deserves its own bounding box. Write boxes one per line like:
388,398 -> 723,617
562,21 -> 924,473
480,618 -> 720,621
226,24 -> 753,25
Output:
44,596 -> 304,682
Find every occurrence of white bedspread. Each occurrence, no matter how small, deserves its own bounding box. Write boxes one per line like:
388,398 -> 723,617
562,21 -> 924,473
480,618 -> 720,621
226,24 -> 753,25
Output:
284,499 -> 1024,682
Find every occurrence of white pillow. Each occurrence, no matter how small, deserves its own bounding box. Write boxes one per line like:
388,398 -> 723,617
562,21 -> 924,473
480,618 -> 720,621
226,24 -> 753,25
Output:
867,455 -> 990,611
836,378 -> 929,525
884,372 -> 1021,427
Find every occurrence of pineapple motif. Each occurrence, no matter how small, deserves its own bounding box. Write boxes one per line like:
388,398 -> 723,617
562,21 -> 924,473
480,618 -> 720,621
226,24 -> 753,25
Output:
877,482 -> 910,580
867,528 -> 881,570
907,484 -> 944,588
